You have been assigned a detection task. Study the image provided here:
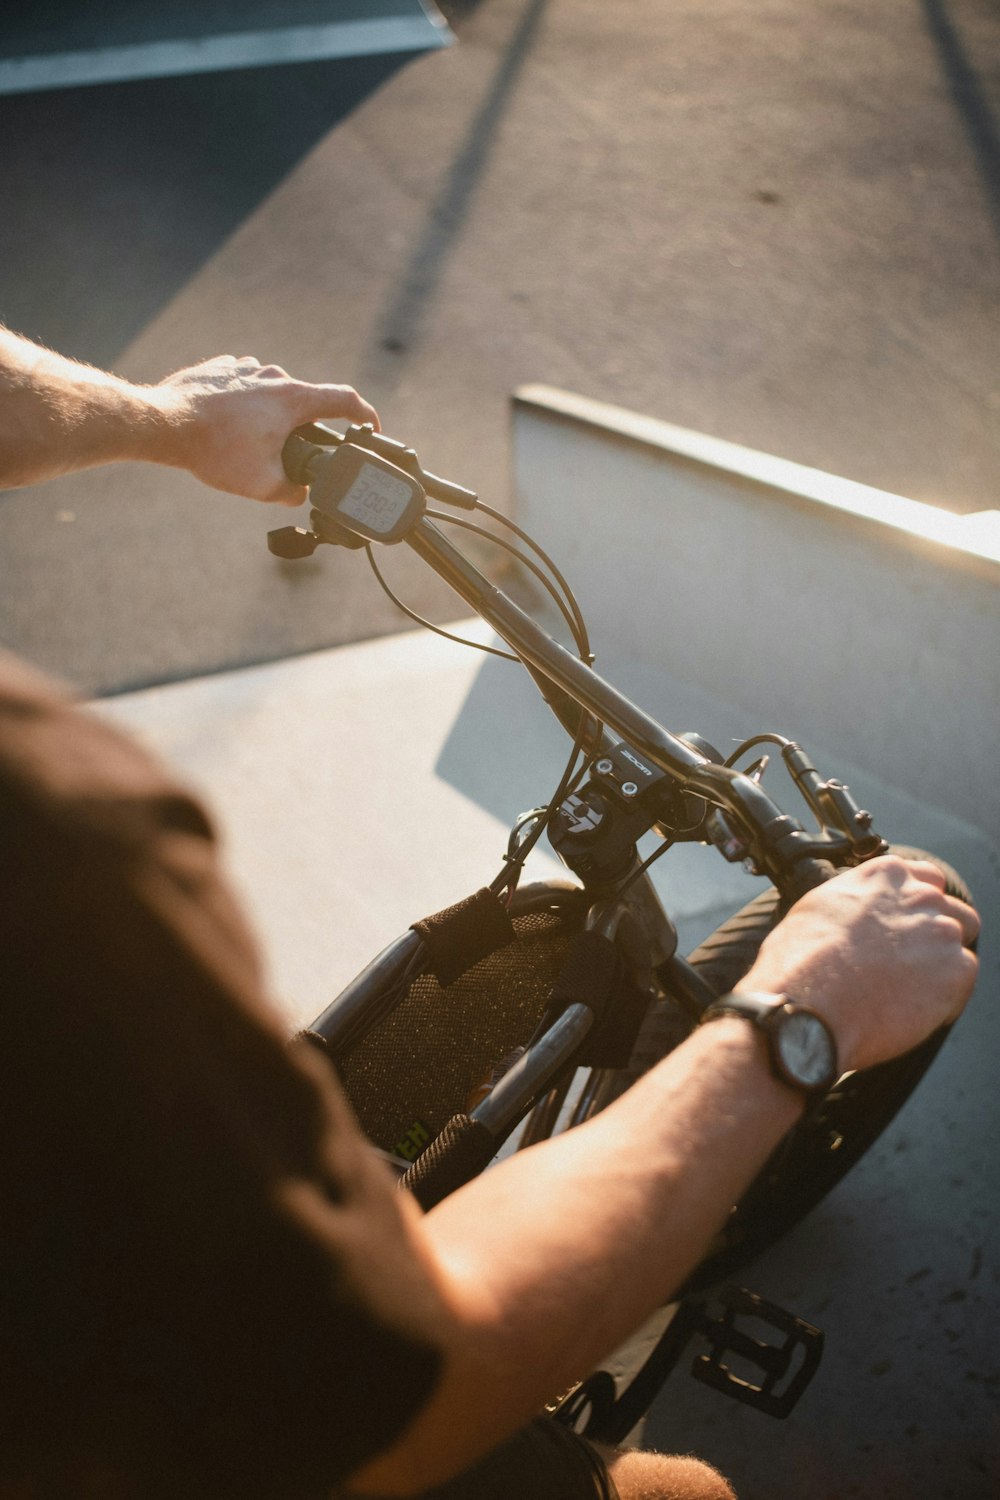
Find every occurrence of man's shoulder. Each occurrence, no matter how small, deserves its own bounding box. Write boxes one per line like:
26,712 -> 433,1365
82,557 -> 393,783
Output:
0,647 -> 214,850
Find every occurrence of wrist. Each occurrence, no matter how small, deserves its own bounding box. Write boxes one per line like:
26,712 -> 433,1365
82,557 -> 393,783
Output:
736,962 -> 861,1074
700,991 -> 840,1098
129,382 -> 188,468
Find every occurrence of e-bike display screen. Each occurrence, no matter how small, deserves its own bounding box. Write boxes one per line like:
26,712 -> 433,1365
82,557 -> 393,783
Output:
341,459 -> 414,533
310,443 -> 425,543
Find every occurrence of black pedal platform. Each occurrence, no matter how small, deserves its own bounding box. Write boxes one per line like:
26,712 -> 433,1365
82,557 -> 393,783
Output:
551,1285 -> 823,1443
691,1284 -> 823,1419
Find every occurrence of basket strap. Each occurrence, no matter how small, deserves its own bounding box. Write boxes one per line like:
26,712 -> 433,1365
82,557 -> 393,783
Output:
410,887 -> 515,987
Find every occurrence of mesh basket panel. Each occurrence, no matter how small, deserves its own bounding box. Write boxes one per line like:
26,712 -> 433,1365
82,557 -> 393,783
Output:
339,911 -> 580,1155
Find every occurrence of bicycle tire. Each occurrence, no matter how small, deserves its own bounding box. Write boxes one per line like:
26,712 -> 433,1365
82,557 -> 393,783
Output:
672,845 -> 975,1292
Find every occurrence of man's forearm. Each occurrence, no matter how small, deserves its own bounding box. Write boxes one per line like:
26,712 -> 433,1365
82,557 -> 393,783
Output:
0,328 -> 168,489
0,328 -> 379,503
352,1018 -> 803,1494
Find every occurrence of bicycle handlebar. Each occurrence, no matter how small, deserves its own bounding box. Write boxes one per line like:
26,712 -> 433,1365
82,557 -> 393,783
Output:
276,425 -> 882,898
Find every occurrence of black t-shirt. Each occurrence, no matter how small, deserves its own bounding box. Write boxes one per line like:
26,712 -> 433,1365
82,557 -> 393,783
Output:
0,652 -> 444,1498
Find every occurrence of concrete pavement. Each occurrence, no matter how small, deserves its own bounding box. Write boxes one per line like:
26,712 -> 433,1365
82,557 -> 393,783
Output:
2,0 -> 998,692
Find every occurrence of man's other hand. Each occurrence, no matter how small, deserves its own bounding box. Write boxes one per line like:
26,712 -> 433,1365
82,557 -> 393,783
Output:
741,856 -> 980,1073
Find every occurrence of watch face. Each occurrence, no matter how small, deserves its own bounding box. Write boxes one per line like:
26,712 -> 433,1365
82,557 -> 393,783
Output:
775,1010 -> 836,1091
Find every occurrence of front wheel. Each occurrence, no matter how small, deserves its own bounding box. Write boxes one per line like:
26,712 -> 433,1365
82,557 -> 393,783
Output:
671,847 -> 975,1292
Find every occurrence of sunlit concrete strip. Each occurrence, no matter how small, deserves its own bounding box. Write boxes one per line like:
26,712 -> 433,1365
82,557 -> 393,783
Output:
512,384 -> 1000,837
515,384 -> 1000,572
0,15 -> 452,95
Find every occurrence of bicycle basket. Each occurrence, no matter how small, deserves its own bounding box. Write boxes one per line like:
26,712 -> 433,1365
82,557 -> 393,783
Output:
332,882 -> 589,1161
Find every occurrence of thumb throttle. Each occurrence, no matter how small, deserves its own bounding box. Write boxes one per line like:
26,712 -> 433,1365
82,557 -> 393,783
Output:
267,526 -> 319,559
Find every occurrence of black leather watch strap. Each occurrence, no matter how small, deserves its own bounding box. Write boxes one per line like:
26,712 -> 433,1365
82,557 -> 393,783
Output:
700,990 -> 838,1097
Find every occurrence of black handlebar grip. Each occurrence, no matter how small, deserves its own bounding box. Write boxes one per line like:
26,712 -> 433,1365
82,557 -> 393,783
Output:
281,424 -> 342,487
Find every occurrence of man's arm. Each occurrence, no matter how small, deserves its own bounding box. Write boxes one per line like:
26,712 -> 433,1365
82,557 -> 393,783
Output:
349,857 -> 979,1496
0,327 -> 378,504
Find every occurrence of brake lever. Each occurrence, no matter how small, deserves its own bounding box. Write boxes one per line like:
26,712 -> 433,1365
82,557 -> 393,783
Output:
781,743 -> 883,850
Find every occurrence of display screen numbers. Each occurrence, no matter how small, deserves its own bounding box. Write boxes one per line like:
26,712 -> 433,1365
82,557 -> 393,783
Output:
339,461 -> 413,534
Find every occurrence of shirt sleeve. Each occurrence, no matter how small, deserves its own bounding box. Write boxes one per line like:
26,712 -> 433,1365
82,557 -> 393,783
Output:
0,652 -> 445,1498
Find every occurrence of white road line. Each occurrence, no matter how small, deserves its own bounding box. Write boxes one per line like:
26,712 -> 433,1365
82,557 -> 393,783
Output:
0,17 -> 452,96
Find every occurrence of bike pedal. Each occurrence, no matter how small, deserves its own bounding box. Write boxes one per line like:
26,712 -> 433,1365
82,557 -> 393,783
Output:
690,1285 -> 823,1418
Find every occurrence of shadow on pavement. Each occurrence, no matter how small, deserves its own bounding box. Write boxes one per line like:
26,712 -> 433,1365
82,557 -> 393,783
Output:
0,52 -> 413,367
921,0 -> 1000,239
363,0 -> 551,387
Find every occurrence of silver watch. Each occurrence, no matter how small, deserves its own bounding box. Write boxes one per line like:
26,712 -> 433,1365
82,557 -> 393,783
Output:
700,990 -> 839,1097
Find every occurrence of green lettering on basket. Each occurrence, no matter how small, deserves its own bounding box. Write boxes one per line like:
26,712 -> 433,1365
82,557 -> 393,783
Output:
393,1120 -> 431,1162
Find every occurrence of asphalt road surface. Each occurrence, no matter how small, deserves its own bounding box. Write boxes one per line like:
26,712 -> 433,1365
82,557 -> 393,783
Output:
2,0 -> 998,692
